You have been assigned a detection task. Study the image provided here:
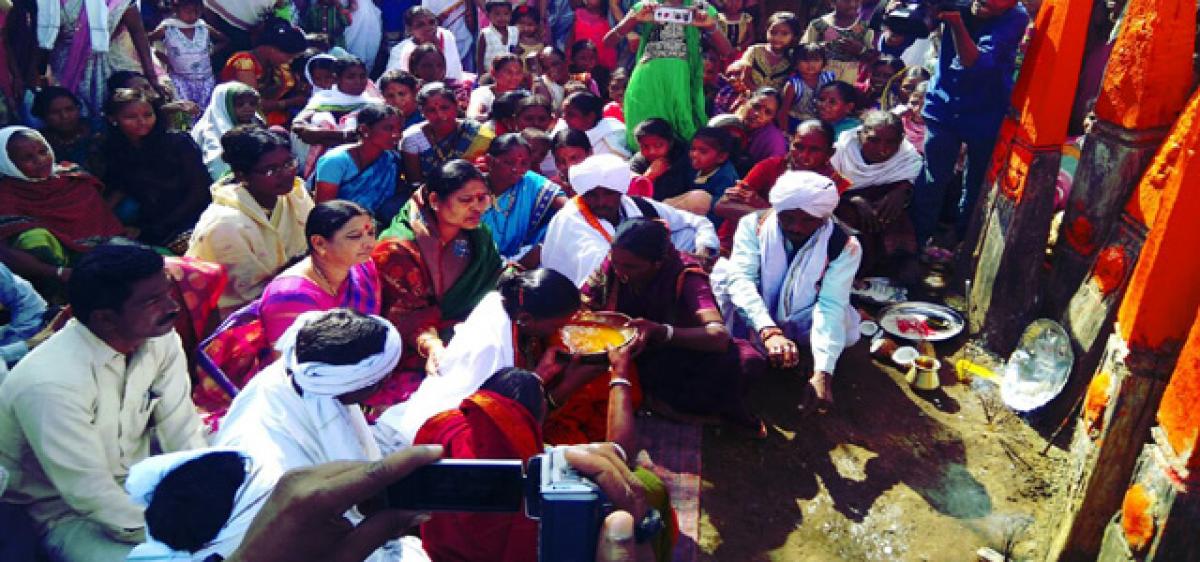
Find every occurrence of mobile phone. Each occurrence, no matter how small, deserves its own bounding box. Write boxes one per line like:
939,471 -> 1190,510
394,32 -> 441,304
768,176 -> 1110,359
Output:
383,459 -> 525,512
653,6 -> 693,24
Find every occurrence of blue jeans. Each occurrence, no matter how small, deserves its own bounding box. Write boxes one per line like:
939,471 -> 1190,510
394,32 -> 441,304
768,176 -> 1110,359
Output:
910,119 -> 1000,247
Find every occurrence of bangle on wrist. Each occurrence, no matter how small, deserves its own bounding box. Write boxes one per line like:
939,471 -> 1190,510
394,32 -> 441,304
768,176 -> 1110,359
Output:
55,266 -> 64,280
662,324 -> 674,343
609,377 -> 632,389
545,388 -> 561,410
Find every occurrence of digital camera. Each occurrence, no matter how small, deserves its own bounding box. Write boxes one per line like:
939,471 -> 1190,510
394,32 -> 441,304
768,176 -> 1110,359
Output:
884,0 -> 973,39
384,447 -> 609,562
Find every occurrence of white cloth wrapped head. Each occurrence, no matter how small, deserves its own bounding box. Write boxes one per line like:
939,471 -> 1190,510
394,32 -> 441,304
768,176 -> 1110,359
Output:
0,126 -> 54,181
569,153 -> 632,196
768,170 -> 840,220
274,309 -> 402,396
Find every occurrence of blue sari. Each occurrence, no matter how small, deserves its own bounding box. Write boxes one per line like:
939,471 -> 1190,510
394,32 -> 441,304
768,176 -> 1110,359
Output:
482,172 -> 563,260
314,147 -> 405,221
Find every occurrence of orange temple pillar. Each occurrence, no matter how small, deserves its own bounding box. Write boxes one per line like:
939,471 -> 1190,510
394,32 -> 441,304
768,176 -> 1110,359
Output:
1047,0 -> 1195,390
965,0 -> 1095,355
1047,87 -> 1200,561
1095,312 -> 1200,560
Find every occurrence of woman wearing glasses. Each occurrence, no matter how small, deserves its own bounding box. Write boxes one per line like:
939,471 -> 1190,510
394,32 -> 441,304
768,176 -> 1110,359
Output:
188,126 -> 315,316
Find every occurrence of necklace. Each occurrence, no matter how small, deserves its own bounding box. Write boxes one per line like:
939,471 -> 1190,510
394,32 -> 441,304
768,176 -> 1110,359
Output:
311,262 -> 340,297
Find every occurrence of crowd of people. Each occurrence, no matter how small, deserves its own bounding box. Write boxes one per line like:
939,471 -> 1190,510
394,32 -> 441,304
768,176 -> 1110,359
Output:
0,0 -> 1032,559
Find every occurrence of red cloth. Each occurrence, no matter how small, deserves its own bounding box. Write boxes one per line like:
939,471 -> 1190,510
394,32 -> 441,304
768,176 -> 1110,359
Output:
603,101 -> 624,123
414,391 -> 543,562
573,9 -> 617,70
0,171 -> 124,250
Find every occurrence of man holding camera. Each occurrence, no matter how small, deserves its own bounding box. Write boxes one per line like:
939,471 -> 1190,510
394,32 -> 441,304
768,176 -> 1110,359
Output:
909,0 -> 1029,248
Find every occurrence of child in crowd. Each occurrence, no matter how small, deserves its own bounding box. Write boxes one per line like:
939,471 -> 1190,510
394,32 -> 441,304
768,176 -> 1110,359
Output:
477,0 -> 518,76
886,65 -> 930,112
558,90 -> 630,158
515,6 -> 546,58
378,69 -> 424,128
802,0 -> 875,83
516,94 -> 556,133
780,43 -> 835,131
148,0 -> 227,108
408,44 -> 474,110
629,118 -> 693,202
815,80 -> 862,138
192,82 -> 264,179
304,53 -> 338,91
488,89 -> 533,136
688,126 -> 739,224
604,67 -> 628,122
864,55 -> 904,109
303,0 -> 354,48
716,0 -> 754,61
108,70 -> 199,131
893,80 -> 927,154
729,11 -> 801,91
534,46 -> 572,111
385,6 -> 464,80
568,40 -> 607,98
521,127 -> 553,180
468,54 -> 527,121
551,127 -> 593,193
569,0 -> 616,74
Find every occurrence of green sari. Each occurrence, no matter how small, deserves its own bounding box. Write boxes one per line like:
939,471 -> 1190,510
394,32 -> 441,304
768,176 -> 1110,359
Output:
623,0 -> 714,148
379,197 -> 502,321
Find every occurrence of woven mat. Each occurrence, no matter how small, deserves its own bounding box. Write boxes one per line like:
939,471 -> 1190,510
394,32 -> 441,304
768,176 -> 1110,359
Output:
636,414 -> 703,562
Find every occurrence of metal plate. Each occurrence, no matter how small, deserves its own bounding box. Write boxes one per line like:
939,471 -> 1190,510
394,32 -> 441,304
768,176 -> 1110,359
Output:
878,302 -> 966,342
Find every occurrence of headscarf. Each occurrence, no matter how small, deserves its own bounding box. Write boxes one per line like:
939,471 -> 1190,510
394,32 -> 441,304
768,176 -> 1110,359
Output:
125,448 -> 274,561
569,153 -> 631,196
274,310 -> 401,461
0,126 -> 53,181
829,127 -> 923,190
304,53 -> 338,90
193,82 -> 259,140
768,170 -> 840,219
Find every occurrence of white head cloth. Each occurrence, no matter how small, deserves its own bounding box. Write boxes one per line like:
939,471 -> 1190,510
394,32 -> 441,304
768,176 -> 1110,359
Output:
0,126 -> 55,181
304,53 -> 339,90
569,153 -> 632,196
829,127 -> 923,189
769,170 -> 840,219
125,448 -> 274,561
273,310 -> 401,462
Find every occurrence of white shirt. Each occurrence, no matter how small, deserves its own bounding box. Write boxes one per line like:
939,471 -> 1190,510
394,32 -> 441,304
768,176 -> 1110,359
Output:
0,320 -> 205,538
479,25 -> 519,73
384,28 -> 464,80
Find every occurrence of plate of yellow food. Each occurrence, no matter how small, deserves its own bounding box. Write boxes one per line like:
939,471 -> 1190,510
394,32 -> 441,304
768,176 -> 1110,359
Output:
560,311 -> 637,361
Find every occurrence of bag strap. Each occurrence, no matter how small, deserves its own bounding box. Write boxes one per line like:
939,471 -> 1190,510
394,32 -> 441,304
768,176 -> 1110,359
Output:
631,196 -> 660,220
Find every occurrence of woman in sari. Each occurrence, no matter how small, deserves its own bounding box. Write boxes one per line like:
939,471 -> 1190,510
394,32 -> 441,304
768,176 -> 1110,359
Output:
371,159 -> 502,407
292,57 -> 386,176
736,87 -> 789,163
313,104 -> 406,222
400,82 -> 494,185
0,126 -> 125,288
101,88 -> 212,251
193,201 -> 380,419
31,87 -> 106,176
34,0 -> 158,119
482,133 -> 567,268
582,218 -> 767,436
220,17 -> 308,127
191,82 -> 264,181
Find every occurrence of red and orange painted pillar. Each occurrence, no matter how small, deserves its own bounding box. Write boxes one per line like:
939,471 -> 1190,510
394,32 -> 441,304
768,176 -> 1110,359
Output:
964,0 -> 1094,354
1048,87 -> 1200,561
1045,0 -> 1195,398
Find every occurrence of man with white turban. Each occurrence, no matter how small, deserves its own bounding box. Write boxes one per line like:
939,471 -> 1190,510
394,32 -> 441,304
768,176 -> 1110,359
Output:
541,153 -> 720,286
212,308 -> 424,561
712,170 -> 862,413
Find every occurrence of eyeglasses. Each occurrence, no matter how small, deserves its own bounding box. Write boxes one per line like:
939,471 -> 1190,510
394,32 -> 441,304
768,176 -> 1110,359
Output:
252,158 -> 298,178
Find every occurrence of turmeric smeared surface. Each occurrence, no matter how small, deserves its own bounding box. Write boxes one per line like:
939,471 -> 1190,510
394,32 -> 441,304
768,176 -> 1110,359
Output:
1120,483 -> 1156,552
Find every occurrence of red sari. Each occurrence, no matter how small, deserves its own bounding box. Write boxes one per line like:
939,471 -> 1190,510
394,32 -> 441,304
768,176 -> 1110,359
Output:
0,169 -> 125,250
414,391 -> 543,562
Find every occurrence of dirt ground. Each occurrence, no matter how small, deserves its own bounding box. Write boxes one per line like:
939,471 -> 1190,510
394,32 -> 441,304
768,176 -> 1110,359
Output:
696,337 -> 1074,561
